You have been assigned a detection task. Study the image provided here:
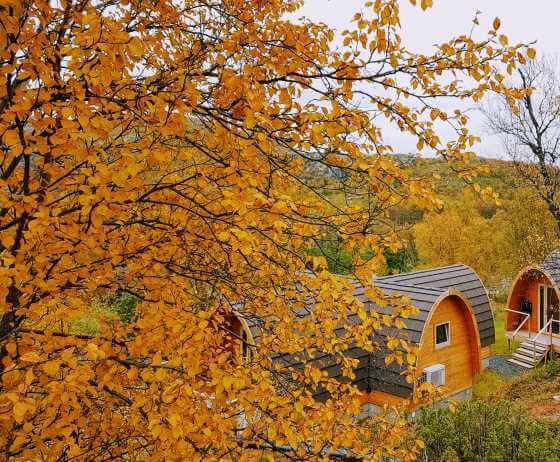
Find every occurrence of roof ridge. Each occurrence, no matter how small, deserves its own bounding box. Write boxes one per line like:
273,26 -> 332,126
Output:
374,280 -> 446,295
377,263 -> 467,281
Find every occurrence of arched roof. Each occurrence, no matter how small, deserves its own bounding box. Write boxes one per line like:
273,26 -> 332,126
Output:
507,249 -> 560,309
377,263 -> 494,347
239,264 -> 491,400
540,250 -> 560,287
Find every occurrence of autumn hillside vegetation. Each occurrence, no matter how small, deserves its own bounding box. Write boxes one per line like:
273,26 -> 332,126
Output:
307,155 -> 559,300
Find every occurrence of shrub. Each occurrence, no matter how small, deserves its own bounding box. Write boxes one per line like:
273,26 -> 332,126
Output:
104,292 -> 139,322
473,370 -> 504,399
545,357 -> 560,377
415,399 -> 560,462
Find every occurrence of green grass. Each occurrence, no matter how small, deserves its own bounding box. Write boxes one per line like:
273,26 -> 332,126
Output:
492,304 -> 519,355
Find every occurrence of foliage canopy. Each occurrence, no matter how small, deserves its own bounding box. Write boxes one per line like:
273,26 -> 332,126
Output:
0,0 -> 529,460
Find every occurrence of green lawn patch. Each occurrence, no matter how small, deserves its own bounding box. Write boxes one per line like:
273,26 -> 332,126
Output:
492,304 -> 519,355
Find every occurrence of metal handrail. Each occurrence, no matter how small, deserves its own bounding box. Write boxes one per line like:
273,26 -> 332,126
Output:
505,309 -> 531,351
511,314 -> 530,339
505,308 -> 529,315
531,318 -> 553,363
532,318 -> 552,340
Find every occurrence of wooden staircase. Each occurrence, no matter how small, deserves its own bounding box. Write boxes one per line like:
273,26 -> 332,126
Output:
508,340 -> 549,369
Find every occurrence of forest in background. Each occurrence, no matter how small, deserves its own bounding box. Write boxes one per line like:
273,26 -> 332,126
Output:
309,155 -> 559,300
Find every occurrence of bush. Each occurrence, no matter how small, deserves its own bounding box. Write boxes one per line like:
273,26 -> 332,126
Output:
473,370 -> 504,399
545,357 -> 560,377
415,399 -> 560,462
103,292 -> 139,322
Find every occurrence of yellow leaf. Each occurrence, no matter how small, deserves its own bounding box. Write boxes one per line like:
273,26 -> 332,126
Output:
129,37 -> 144,58
42,360 -> 61,376
357,307 -> 367,321
10,435 -> 27,450
223,375 -> 234,389
527,47 -> 536,59
13,402 -> 28,423
493,17 -> 501,30
86,343 -> 105,360
279,88 -> 291,106
5,342 -> 17,355
4,130 -> 19,146
311,368 -> 322,383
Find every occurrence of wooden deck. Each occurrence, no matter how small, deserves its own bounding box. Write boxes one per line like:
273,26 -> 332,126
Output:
506,329 -> 560,351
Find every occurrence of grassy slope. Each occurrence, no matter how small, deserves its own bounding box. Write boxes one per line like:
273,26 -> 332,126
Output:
492,305 -> 520,356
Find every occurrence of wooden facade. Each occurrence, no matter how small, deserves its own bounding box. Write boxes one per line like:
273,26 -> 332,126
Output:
506,250 -> 560,351
415,295 -> 481,397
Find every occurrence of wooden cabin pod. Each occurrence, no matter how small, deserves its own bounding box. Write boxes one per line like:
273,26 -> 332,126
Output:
236,264 -> 494,411
506,250 -> 560,367
361,265 -> 493,410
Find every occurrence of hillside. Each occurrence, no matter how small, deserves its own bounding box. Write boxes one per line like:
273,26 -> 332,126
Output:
306,154 -> 559,297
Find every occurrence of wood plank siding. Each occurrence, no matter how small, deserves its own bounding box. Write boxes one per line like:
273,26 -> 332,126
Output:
416,296 -> 480,396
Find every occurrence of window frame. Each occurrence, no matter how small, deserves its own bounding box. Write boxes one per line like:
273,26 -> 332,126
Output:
434,321 -> 451,349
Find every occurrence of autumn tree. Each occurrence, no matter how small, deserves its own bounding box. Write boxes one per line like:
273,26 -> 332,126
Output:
413,196 -> 506,283
414,191 -> 559,295
484,55 -> 560,235
0,0 -> 528,460
494,188 -> 559,273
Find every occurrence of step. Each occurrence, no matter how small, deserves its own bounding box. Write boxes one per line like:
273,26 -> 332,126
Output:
515,347 -> 546,360
507,358 -> 535,369
520,341 -> 548,352
522,339 -> 548,347
512,352 -> 541,365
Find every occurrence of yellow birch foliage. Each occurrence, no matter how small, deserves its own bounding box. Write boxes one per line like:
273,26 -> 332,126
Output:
0,0 -> 527,460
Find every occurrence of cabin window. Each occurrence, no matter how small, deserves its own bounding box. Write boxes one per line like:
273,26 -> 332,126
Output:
435,322 -> 450,348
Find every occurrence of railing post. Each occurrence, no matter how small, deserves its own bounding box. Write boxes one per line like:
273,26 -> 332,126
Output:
551,320 -> 554,353
545,325 -> 548,365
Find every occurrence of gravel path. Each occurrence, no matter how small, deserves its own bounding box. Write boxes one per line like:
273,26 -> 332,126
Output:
487,355 -> 525,379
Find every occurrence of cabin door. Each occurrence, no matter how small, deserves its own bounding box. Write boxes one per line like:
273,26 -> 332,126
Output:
538,285 -> 560,334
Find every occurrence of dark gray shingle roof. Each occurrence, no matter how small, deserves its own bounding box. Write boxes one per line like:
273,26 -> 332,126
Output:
377,263 -> 495,347
241,263 -> 494,400
540,250 -> 560,288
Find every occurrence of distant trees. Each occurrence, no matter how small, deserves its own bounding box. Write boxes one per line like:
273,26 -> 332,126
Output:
307,231 -> 419,275
414,191 -> 558,295
414,196 -> 509,290
484,56 -> 560,235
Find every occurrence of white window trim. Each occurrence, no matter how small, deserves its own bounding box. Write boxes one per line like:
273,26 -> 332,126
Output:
434,321 -> 451,349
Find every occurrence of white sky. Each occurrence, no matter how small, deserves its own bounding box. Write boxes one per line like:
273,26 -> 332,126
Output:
297,0 -> 560,158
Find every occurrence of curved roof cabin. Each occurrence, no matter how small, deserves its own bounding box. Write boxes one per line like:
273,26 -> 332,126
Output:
506,250 -> 560,368
235,264 -> 494,410
364,264 -> 493,408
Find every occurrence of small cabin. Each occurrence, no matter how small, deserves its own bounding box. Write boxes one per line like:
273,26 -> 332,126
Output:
506,250 -> 560,368
236,264 -> 494,411
361,264 -> 494,411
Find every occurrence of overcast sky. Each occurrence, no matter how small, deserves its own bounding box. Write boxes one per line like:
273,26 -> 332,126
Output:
296,0 -> 560,158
